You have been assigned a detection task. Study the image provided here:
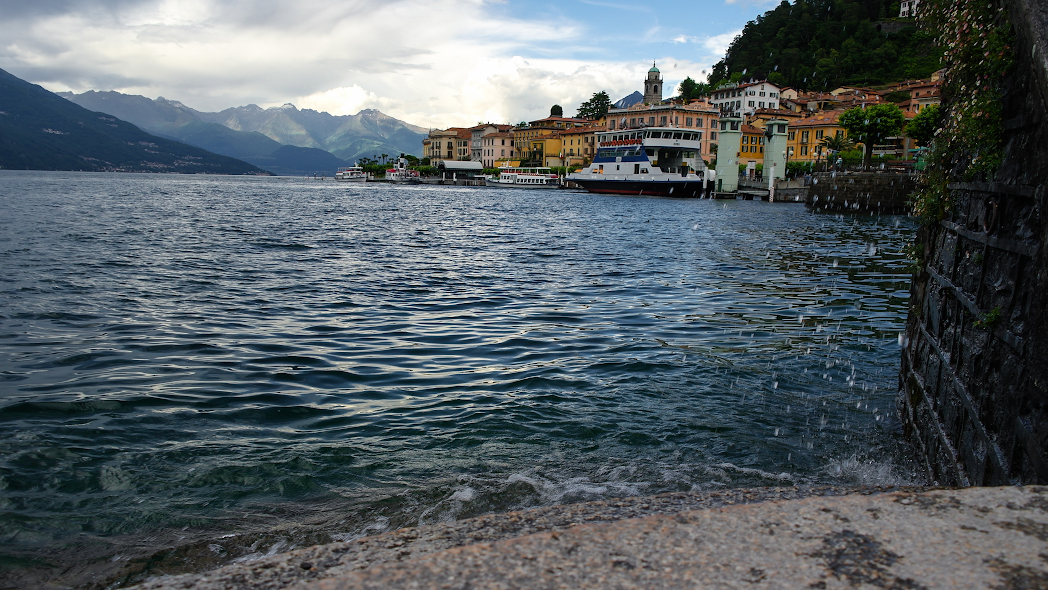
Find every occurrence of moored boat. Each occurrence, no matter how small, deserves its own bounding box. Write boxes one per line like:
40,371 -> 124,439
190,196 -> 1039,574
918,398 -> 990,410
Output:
385,157 -> 421,184
567,127 -> 710,197
335,166 -> 367,182
485,166 -> 560,188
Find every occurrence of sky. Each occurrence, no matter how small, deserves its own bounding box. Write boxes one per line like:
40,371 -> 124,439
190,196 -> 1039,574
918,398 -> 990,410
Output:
0,0 -> 780,128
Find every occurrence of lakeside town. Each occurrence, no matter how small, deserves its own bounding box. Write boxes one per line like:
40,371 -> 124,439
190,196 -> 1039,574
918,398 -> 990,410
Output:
419,63 -> 942,178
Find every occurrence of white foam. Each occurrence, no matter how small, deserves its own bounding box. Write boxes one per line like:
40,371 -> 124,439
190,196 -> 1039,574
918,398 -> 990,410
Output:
714,462 -> 796,483
450,486 -> 476,502
824,456 -> 919,486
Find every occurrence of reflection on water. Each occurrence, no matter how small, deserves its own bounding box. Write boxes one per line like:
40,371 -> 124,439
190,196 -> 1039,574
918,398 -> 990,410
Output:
0,171 -> 920,586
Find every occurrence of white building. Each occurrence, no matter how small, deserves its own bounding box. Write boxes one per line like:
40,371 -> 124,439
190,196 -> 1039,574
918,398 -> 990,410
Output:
900,0 -> 919,17
709,81 -> 781,117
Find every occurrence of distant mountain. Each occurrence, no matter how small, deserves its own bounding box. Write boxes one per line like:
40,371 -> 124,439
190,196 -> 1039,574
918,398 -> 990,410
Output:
248,145 -> 350,177
58,91 -> 341,175
614,91 -> 643,109
196,103 -> 427,162
61,91 -> 428,172
0,68 -> 264,174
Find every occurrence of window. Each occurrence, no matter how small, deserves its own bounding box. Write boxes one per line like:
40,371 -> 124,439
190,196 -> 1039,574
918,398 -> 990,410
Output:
711,132 -> 717,140
660,116 -> 667,125
816,130 -> 824,139
801,146 -> 808,156
759,102 -> 765,108
801,130 -> 809,143
649,117 -> 655,125
742,136 -> 749,144
788,131 -> 796,140
742,145 -> 748,153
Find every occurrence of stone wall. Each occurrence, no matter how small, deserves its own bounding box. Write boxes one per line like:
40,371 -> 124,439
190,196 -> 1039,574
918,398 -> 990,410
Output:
898,0 -> 1048,485
807,172 -> 916,214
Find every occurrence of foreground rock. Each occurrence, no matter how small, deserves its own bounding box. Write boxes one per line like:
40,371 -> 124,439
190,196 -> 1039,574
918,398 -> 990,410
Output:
131,486 -> 1048,590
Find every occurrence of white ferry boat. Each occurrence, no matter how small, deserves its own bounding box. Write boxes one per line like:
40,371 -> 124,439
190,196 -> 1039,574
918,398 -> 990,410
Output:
567,127 -> 709,196
334,166 -> 367,182
485,166 -> 560,188
385,158 -> 421,184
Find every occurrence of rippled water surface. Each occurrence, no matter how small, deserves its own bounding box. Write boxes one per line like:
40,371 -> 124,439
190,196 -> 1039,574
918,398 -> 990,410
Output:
1,171 -> 919,585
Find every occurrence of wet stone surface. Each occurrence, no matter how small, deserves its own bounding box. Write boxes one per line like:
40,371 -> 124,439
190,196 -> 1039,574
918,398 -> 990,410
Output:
130,486 -> 1048,590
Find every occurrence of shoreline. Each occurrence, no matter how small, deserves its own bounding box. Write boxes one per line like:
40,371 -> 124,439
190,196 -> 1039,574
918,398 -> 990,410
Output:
112,486 -> 964,590
125,485 -> 1048,590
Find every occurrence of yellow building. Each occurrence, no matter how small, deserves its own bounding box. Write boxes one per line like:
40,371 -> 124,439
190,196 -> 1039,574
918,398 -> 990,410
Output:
559,125 -> 601,167
786,110 -> 848,162
739,124 -> 766,167
424,127 -> 471,163
513,116 -> 590,165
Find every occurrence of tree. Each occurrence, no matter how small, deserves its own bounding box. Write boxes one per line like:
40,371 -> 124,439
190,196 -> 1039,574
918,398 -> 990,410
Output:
576,91 -> 611,119
906,104 -> 941,146
550,104 -> 564,117
678,77 -> 701,102
819,133 -> 856,153
838,103 -> 905,168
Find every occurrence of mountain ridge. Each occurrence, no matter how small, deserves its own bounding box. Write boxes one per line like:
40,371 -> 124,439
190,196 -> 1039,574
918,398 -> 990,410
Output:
0,68 -> 265,174
61,91 -> 427,173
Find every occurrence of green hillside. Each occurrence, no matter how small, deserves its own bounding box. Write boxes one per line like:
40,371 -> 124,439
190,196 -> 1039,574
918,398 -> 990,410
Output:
0,69 -> 265,174
708,0 -> 943,90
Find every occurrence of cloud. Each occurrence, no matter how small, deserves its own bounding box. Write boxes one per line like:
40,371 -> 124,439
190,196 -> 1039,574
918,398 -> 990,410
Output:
0,0 -> 753,127
702,30 -> 741,58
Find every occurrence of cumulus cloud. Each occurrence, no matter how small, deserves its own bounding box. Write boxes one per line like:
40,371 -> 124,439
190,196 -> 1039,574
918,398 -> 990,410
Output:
0,0 -> 746,127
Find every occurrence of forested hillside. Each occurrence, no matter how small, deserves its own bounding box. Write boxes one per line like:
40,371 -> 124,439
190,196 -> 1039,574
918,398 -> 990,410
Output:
707,0 -> 942,90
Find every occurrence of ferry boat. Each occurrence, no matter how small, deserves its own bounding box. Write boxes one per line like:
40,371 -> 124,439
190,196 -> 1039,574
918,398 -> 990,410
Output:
485,166 -> 560,188
385,157 -> 421,184
334,166 -> 367,182
567,127 -> 709,196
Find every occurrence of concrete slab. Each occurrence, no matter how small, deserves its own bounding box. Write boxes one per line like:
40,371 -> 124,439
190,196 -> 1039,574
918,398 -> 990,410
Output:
129,486 -> 1048,590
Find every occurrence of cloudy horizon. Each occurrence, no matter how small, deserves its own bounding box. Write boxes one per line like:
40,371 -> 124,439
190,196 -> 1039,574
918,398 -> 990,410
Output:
0,0 -> 775,128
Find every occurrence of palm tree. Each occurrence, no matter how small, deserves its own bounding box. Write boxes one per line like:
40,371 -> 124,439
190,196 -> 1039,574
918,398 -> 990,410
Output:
820,133 -> 855,153
820,133 -> 856,169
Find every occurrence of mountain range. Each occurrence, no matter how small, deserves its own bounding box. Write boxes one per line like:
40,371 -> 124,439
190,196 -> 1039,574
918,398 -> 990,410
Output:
60,91 -> 427,176
614,91 -> 644,109
0,68 -> 264,174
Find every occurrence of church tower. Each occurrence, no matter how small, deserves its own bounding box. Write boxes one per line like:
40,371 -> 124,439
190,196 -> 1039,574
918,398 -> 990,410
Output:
643,63 -> 663,105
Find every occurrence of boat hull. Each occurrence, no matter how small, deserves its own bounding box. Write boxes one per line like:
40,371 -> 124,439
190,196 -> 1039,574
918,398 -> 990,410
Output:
334,176 -> 367,182
571,179 -> 708,197
484,179 -> 560,189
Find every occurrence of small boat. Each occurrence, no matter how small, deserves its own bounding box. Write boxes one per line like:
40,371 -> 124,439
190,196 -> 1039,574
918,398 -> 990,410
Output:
485,166 -> 560,188
567,127 -> 709,197
385,158 -> 421,184
335,166 -> 367,182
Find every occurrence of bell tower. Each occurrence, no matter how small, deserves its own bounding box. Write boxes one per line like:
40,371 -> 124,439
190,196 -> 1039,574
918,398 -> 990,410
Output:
643,62 -> 663,105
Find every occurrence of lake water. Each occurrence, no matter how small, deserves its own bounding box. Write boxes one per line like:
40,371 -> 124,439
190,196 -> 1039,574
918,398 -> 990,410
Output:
0,171 -> 920,586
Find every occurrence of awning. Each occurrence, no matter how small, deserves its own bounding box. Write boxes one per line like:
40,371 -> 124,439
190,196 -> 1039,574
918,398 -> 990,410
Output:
438,161 -> 484,171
